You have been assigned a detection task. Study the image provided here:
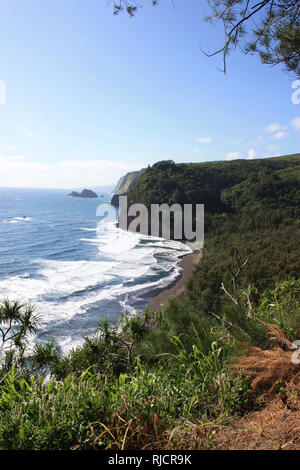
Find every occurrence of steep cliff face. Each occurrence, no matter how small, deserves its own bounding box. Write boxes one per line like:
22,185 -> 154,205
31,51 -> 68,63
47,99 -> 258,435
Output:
114,170 -> 143,195
111,193 -> 124,207
111,169 -> 144,206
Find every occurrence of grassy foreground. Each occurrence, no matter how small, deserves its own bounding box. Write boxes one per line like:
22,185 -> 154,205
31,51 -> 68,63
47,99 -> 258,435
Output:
0,277 -> 300,450
1,155 -> 300,450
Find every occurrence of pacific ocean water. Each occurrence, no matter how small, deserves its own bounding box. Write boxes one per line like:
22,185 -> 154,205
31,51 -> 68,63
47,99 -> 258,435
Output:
0,187 -> 190,353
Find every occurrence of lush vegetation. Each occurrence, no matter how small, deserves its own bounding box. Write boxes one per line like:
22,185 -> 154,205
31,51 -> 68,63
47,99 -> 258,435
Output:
1,278 -> 300,450
1,154 -> 300,450
128,154 -> 300,299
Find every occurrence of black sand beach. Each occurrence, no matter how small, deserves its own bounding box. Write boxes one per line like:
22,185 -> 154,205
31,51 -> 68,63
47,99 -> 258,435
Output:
149,250 -> 202,310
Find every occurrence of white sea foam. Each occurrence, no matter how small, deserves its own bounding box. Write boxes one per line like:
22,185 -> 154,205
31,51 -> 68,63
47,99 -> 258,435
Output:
38,256 -> 183,325
0,218 -> 191,353
80,238 -> 102,243
3,216 -> 31,223
0,259 -> 116,319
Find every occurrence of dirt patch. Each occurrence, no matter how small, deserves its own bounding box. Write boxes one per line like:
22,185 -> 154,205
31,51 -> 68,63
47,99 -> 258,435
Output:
212,341 -> 300,450
214,380 -> 300,450
232,344 -> 300,396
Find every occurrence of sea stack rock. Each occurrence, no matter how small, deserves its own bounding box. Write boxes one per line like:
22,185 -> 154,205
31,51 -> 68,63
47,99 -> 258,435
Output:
68,189 -> 98,198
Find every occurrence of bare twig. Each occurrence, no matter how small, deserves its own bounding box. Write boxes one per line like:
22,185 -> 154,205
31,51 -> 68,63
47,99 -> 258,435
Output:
220,282 -> 239,305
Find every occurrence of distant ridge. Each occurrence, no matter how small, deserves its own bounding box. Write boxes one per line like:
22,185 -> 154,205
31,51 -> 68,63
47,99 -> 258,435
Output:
111,169 -> 144,206
113,170 -> 144,195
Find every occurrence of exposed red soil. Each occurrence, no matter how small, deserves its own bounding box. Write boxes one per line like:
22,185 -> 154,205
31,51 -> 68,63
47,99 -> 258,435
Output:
214,343 -> 300,450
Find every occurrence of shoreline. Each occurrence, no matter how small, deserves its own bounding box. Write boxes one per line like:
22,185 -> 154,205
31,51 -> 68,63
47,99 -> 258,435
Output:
149,249 -> 202,310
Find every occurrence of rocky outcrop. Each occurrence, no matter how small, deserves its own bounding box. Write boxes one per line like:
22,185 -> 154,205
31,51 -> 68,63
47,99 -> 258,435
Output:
111,169 -> 144,207
111,193 -> 126,207
113,170 -> 144,195
68,189 -> 98,198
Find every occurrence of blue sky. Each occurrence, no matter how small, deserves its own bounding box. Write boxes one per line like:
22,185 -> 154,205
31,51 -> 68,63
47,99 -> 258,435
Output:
0,0 -> 299,188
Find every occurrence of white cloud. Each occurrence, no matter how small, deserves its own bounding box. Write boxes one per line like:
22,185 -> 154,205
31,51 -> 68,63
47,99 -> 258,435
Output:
290,116 -> 300,131
196,137 -> 211,144
251,135 -> 263,145
0,154 -> 26,161
271,131 -> 288,140
0,145 -> 17,151
192,149 -> 199,154
263,145 -> 281,158
265,122 -> 288,140
226,151 -> 242,161
248,149 -> 256,160
265,123 -> 286,133
0,155 -> 51,171
20,127 -> 35,138
0,156 -> 141,188
267,144 -> 279,152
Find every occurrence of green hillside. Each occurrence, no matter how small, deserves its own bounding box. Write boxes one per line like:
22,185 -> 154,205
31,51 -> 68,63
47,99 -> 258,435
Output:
128,154 -> 300,215
127,153 -> 300,318
2,153 -> 300,450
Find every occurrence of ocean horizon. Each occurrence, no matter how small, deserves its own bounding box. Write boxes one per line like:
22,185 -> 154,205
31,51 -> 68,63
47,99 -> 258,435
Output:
0,187 -> 190,354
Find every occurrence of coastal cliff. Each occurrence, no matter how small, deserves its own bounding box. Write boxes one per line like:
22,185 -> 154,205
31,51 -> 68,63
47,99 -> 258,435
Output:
114,170 -> 143,195
110,193 -> 124,207
113,154 -> 300,242
3,153 -> 300,450
111,169 -> 144,207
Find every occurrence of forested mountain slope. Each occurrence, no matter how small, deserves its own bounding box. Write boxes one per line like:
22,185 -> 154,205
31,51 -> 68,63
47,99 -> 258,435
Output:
128,154 -> 300,315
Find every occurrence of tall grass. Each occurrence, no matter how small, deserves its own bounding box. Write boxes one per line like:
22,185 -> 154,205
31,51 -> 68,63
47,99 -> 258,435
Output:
0,341 -> 251,449
0,278 -> 299,449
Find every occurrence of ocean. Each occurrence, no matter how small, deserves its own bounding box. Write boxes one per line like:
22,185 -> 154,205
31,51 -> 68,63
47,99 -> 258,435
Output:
0,187 -> 190,353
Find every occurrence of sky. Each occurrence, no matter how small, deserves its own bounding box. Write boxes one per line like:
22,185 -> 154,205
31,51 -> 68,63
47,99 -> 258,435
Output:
0,0 -> 299,189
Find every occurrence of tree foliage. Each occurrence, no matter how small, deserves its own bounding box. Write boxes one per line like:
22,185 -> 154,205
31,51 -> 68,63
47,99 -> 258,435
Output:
2,154 -> 300,448
206,0 -> 300,76
127,154 -> 300,313
112,0 -> 300,77
0,299 -> 39,360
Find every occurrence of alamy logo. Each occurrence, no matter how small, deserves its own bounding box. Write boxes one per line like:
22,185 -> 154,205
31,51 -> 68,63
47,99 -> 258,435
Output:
291,340 -> 300,364
96,196 -> 204,249
0,80 -> 6,104
291,80 -> 300,105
